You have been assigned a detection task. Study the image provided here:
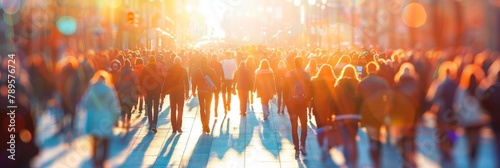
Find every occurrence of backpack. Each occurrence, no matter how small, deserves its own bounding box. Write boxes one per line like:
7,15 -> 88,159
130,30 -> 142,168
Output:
289,72 -> 308,104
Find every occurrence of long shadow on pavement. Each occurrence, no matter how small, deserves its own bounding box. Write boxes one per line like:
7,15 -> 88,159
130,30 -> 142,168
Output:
154,134 -> 180,167
185,134 -> 213,168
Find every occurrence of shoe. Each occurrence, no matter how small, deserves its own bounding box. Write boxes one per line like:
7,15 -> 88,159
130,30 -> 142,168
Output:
151,128 -> 157,133
264,115 -> 268,121
300,146 -> 307,156
215,112 -> 218,117
295,150 -> 300,159
177,129 -> 183,133
227,105 -> 231,111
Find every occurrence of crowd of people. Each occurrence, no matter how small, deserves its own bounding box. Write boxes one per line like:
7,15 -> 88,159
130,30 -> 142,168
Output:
1,45 -> 500,168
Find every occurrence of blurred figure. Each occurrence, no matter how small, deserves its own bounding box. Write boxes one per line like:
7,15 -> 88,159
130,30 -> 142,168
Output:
116,60 -> 139,130
357,61 -> 391,168
54,56 -> 85,142
275,60 -> 288,114
333,65 -> 360,167
246,56 -> 257,105
220,51 -> 238,113
158,59 -> 168,111
133,58 -> 145,116
209,54 -> 224,117
108,59 -> 121,87
391,63 -> 422,168
310,64 -> 336,158
140,56 -> 164,133
0,57 -> 39,168
254,59 -> 276,121
233,61 -> 252,116
284,56 -> 311,158
455,65 -> 488,167
192,56 -> 218,134
81,70 -> 121,168
426,61 -> 459,167
480,58 -> 500,168
163,56 -> 189,134
305,59 -> 319,119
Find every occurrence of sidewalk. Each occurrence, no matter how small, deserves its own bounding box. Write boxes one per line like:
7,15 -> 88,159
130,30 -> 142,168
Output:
32,95 -> 497,168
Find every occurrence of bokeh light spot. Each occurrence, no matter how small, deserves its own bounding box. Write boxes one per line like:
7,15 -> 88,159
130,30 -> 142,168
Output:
402,3 -> 427,28
1,0 -> 22,14
57,16 -> 77,35
20,129 -> 32,143
105,0 -> 122,9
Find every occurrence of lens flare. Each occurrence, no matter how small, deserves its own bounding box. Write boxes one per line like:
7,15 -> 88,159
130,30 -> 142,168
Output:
402,3 -> 427,28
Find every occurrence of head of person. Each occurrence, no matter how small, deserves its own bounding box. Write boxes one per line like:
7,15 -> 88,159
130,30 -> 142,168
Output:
224,51 -> 233,59
135,58 -> 144,66
239,61 -> 246,68
277,60 -> 287,69
460,65 -> 485,96
174,56 -> 182,65
315,64 -> 335,79
258,59 -> 271,70
338,64 -> 360,82
91,70 -> 113,86
437,61 -> 458,81
366,61 -> 380,74
110,59 -> 121,71
123,59 -> 131,69
294,56 -> 304,69
148,56 -> 156,64
394,62 -> 418,83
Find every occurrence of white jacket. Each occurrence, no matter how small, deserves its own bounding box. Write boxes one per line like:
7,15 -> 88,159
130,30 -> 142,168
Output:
221,59 -> 237,80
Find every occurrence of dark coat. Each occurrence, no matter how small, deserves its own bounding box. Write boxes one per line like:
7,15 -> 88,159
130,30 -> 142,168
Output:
357,74 -> 391,126
481,81 -> 500,129
209,59 -> 224,91
234,66 -> 253,91
333,77 -> 359,116
140,62 -> 164,94
254,69 -> 276,99
390,76 -> 421,127
274,67 -> 287,91
311,76 -> 336,127
284,69 -> 312,105
117,66 -> 139,106
163,64 -> 189,95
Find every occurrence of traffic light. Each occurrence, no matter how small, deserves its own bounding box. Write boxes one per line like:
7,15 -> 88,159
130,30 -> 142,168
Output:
127,12 -> 134,24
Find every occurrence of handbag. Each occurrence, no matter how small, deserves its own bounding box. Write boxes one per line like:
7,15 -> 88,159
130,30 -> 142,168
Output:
199,69 -> 215,92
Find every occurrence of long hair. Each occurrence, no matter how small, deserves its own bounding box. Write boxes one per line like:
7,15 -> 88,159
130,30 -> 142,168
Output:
257,59 -> 271,70
305,59 -> 318,76
90,70 -> 114,87
459,65 -> 485,96
394,62 -> 419,83
314,64 -> 335,79
336,64 -> 360,85
437,61 -> 458,81
277,60 -> 287,70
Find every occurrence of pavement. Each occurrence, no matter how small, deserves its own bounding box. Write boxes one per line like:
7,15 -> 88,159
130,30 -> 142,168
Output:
32,95 -> 498,168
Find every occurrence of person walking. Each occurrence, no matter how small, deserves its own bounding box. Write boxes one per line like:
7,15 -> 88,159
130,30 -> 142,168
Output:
209,54 -> 224,117
333,64 -> 361,167
163,56 -> 190,134
133,58 -> 145,116
192,56 -> 218,134
284,56 -> 311,158
391,63 -> 422,168
233,61 -> 253,116
356,62 -> 391,168
220,51 -> 238,113
140,56 -> 164,133
116,60 -> 140,130
275,60 -> 288,114
455,65 -> 488,168
310,64 -> 336,158
254,59 -> 276,120
81,71 -> 121,168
